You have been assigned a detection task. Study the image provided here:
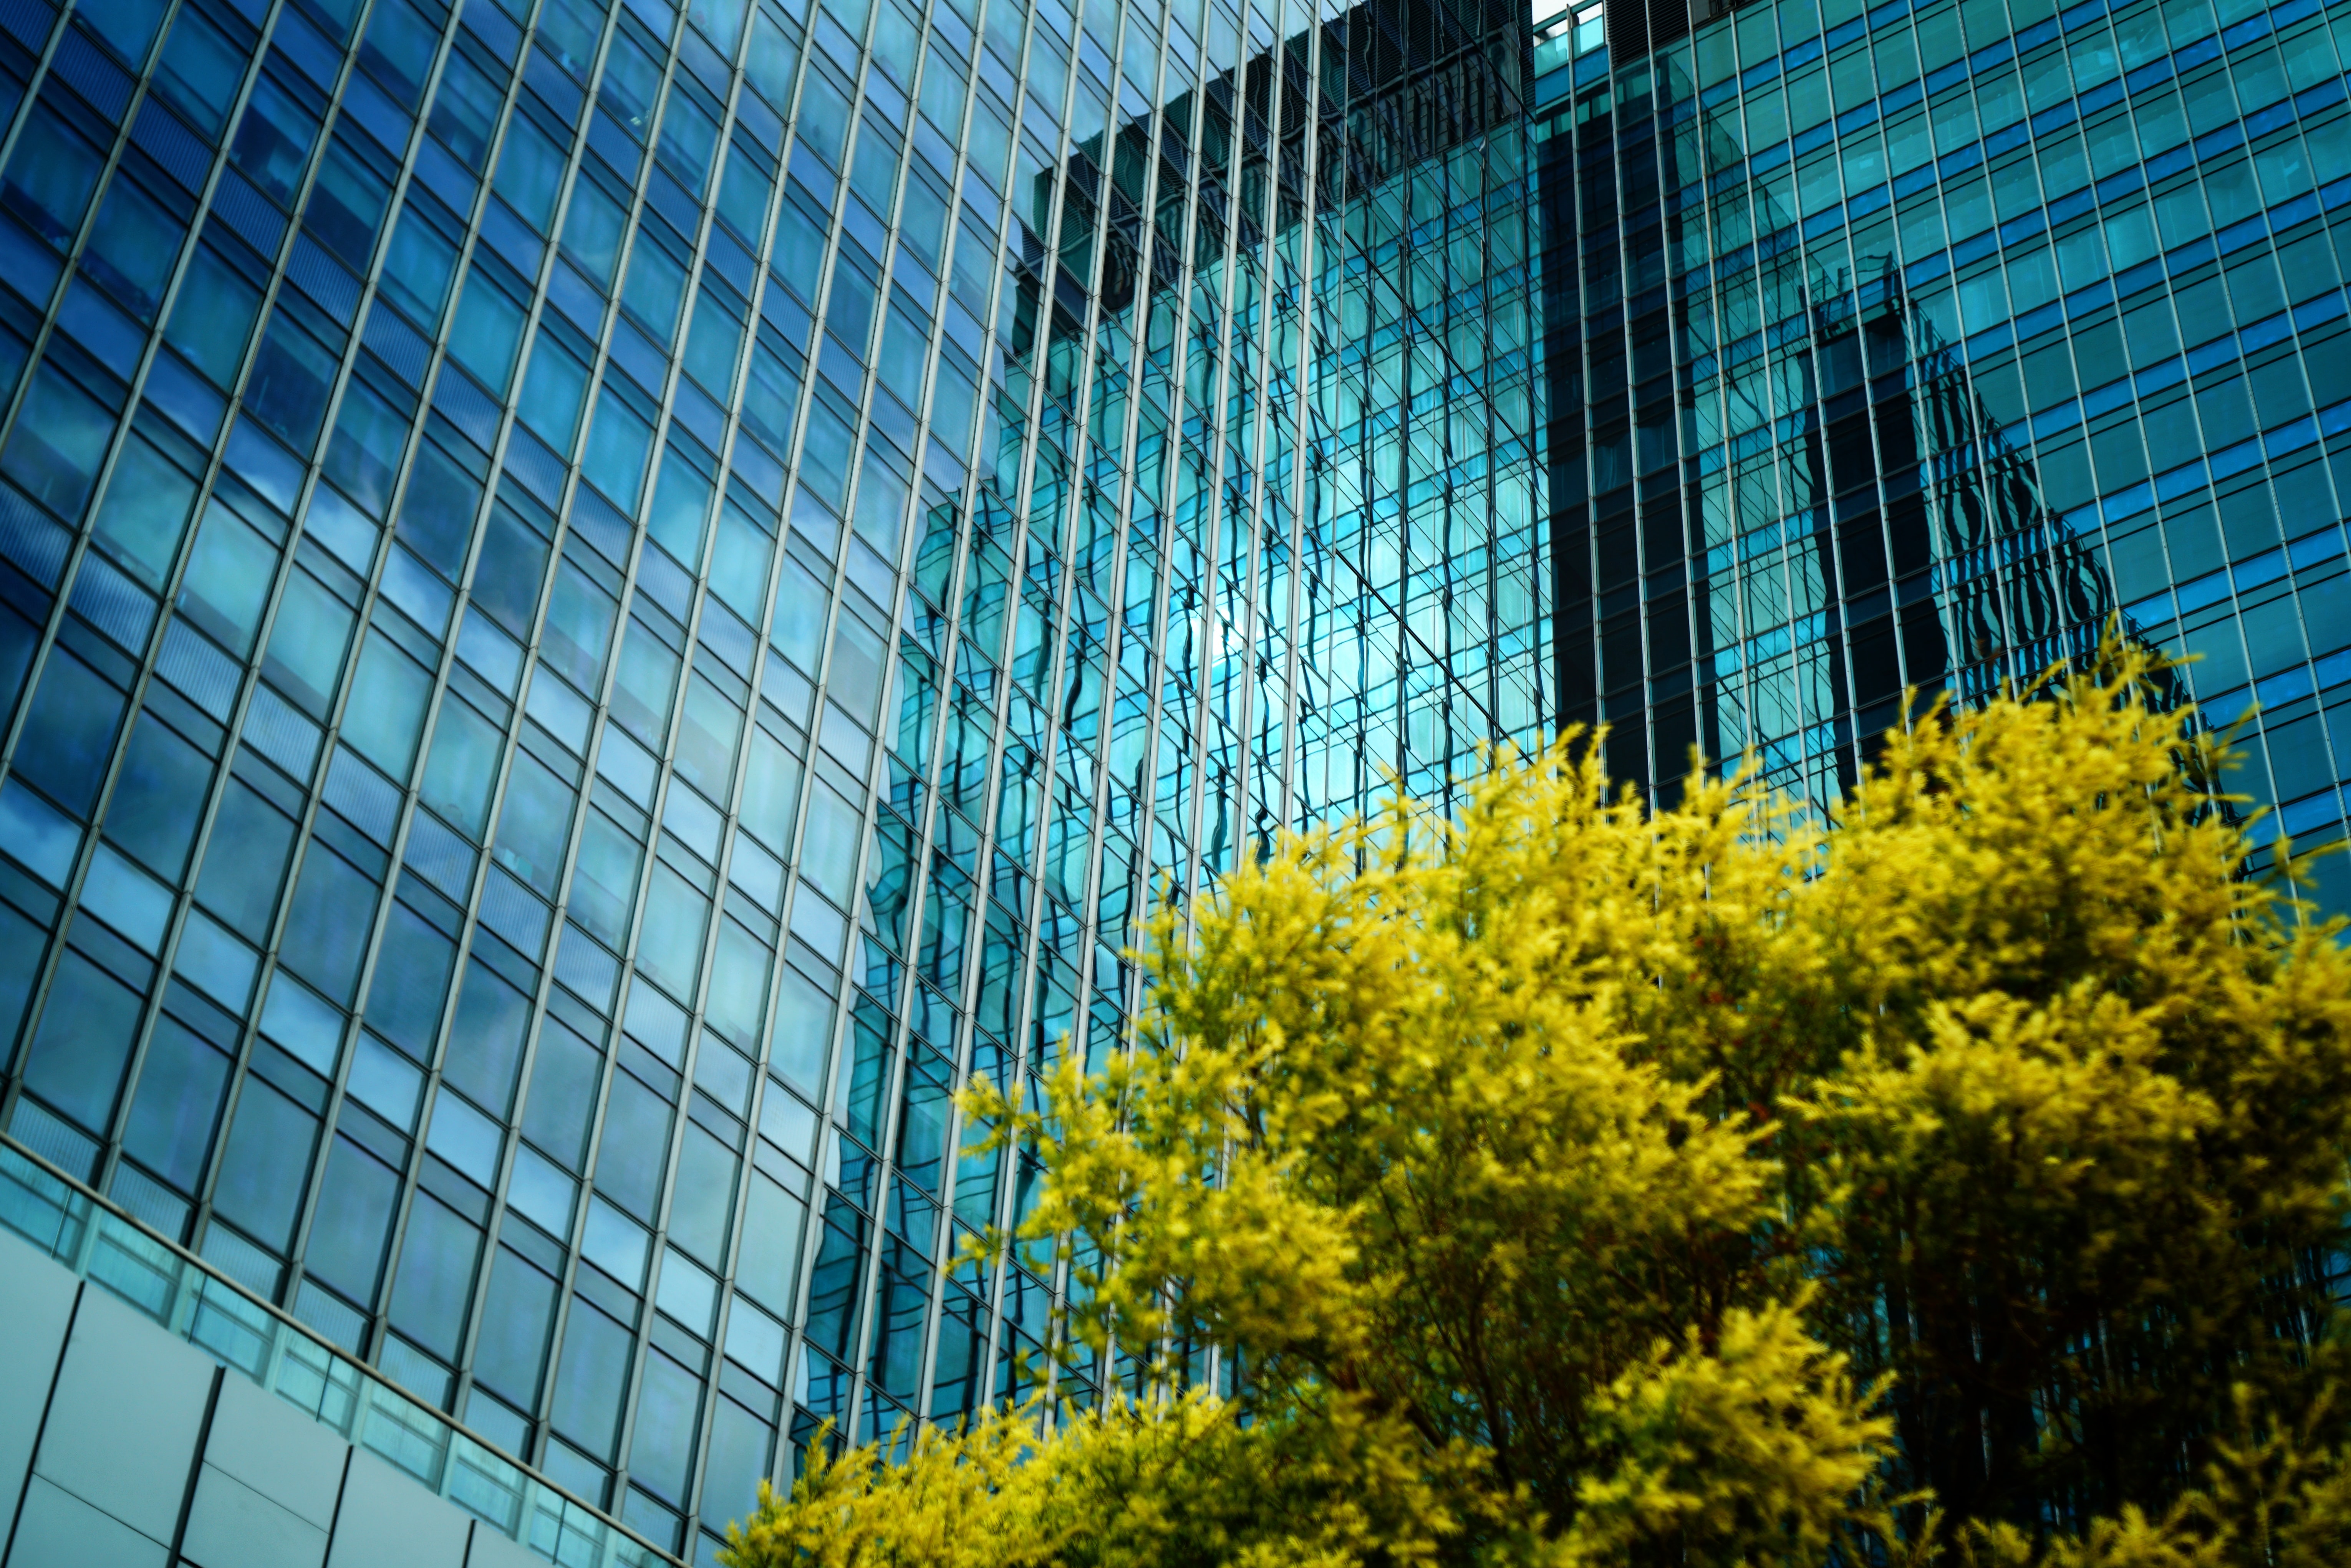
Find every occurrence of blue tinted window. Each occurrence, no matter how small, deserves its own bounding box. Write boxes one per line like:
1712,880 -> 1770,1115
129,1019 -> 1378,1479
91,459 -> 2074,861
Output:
162,245 -> 264,387
493,118 -> 566,233
1,363 -> 116,523
91,434 -> 200,589
421,698 -> 504,837
176,503 -> 279,656
592,1070 -> 670,1219
379,200 -> 462,331
12,651 -> 124,818
666,1124 -> 735,1263
359,0 -> 441,110
321,377 -> 411,518
520,1014 -> 601,1168
519,336 -> 590,451
471,506 -> 550,634
279,846 -> 379,1003
210,1075 -> 320,1250
3,109 -> 105,247
262,570 -> 355,714
472,1246 -> 558,1403
100,0 -> 174,65
427,50 -> 503,171
491,754 -> 573,902
388,1191 -> 483,1360
83,175 -> 186,322
656,86 -> 720,195
306,1134 -> 401,1303
444,956 -> 532,1113
104,712 -> 212,879
561,173 -> 628,288
19,950 -> 142,1133
549,1298 -> 632,1458
306,131 -> 395,271
395,439 -> 483,578
230,73 -> 323,206
154,8 -> 249,135
120,1016 -> 231,1191
699,1400 -> 772,1532
714,147 -> 772,245
343,632 -> 433,776
626,1349 -> 701,1505
194,780 -> 298,942
364,900 -> 456,1055
245,311 -> 341,452
621,226 -> 689,346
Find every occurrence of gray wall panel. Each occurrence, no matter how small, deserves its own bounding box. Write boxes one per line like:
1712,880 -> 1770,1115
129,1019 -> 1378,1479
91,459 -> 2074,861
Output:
201,1375 -> 348,1531
463,1520 -> 545,1568
181,1464 -> 330,1568
31,1285 -> 210,1545
6,1474 -> 169,1568
0,1234 -> 75,1532
323,1452 -> 470,1568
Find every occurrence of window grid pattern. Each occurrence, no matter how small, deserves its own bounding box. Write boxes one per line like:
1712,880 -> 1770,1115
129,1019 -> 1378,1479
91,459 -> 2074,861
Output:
0,0 -> 1536,1559
1540,0 -> 2351,921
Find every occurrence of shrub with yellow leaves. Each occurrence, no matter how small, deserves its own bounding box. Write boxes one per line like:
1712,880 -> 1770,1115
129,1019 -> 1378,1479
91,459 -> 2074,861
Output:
722,645 -> 2351,1567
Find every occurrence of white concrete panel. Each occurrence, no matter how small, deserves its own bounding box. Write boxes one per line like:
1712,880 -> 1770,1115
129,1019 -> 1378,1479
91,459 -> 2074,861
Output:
181,1464 -> 330,1568
32,1283 -> 211,1544
324,1451 -> 470,1568
5,1474 -> 169,1568
0,1232 -> 76,1528
202,1374 -> 348,1529
464,1522 -> 544,1568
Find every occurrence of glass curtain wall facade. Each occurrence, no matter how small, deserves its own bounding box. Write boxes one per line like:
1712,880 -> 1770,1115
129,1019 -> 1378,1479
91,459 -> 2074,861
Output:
1535,0 -> 2351,920
0,0 -> 1535,1561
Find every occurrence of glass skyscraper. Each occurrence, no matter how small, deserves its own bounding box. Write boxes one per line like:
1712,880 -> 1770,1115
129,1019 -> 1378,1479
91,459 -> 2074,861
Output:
0,0 -> 1535,1560
0,0 -> 2344,1559
1535,0 -> 2351,917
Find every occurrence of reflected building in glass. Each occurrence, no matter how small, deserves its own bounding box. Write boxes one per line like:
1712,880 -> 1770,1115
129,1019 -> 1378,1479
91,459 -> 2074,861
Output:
0,0 -> 1537,1559
1535,0 -> 2351,921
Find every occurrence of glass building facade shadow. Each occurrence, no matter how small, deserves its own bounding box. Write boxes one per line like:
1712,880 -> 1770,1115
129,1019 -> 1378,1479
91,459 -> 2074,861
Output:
0,0 -> 1534,1560
1537,0 -> 2351,909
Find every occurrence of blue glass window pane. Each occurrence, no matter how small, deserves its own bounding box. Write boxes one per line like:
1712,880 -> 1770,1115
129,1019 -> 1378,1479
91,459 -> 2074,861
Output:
378,200 -> 462,332
520,1013 -> 601,1169
19,950 -> 142,1133
307,132 -> 394,272
193,780 -> 299,943
444,957 -> 532,1115
12,651 -> 127,818
2,363 -> 116,523
472,1245 -> 558,1404
698,1399 -> 772,1531
164,245 -> 265,389
245,312 -> 340,453
666,1123 -> 736,1264
210,1075 -> 320,1250
279,845 -> 379,1003
363,901 -> 454,1058
359,0 -> 442,111
322,379 -> 412,519
305,1133 -> 401,1303
549,1297 -> 632,1459
626,1350 -> 702,1506
230,74 -> 322,206
592,1070 -> 671,1220
388,1190 -> 484,1360
84,175 -> 187,323
119,1015 -> 231,1191
155,8 -> 248,134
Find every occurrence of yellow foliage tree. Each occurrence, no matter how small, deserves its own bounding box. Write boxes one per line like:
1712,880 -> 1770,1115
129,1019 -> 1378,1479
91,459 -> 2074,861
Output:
722,647 -> 2351,1567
